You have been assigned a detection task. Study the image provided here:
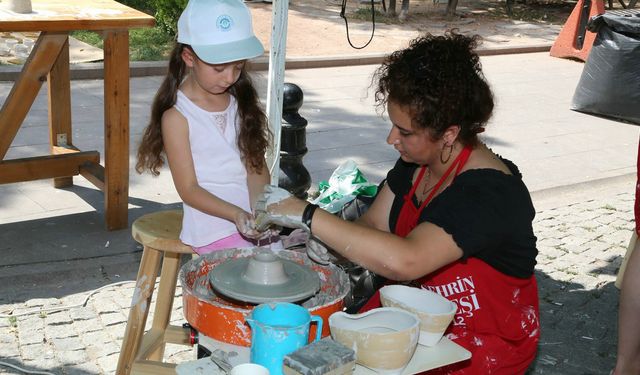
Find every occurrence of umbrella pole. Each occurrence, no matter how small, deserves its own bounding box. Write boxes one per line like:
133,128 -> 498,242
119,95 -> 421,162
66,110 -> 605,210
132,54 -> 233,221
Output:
266,0 -> 290,184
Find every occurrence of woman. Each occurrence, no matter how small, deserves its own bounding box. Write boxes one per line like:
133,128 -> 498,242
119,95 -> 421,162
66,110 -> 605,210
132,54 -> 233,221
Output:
612,138 -> 640,375
256,31 -> 540,374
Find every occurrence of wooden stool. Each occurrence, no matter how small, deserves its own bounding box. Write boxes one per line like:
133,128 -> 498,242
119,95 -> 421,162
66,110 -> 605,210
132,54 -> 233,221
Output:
116,210 -> 194,375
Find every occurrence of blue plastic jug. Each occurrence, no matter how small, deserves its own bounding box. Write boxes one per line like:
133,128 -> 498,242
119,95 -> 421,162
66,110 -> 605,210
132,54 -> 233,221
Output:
246,302 -> 323,375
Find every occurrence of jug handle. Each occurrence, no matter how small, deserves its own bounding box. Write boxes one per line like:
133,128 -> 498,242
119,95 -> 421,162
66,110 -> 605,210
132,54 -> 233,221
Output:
311,316 -> 323,342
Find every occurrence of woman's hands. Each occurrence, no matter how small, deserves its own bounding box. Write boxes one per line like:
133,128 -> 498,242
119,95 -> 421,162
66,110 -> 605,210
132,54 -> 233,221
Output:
254,185 -> 309,231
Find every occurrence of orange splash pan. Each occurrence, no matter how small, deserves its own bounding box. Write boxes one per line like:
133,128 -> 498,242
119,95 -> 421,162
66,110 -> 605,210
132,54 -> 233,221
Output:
180,248 -> 350,347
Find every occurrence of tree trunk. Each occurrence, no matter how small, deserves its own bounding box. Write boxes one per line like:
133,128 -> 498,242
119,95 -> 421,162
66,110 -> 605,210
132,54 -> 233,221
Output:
398,0 -> 410,21
387,0 -> 397,17
445,0 -> 458,19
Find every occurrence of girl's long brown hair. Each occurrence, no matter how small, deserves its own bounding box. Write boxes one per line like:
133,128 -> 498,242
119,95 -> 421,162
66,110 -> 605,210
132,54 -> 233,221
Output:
136,43 -> 271,176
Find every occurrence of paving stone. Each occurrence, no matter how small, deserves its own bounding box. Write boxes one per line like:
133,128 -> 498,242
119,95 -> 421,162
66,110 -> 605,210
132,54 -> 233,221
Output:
64,361 -> 102,375
44,310 -> 73,326
17,316 -> 44,331
104,322 -> 126,341
96,353 -> 119,374
0,333 -> 15,344
21,358 -> 61,373
536,237 -> 563,248
24,298 -> 61,308
71,318 -> 103,334
80,330 -> 112,346
46,324 -> 78,340
51,336 -> 85,351
92,297 -> 120,315
537,245 -> 567,258
98,312 -> 126,327
86,341 -> 120,358
57,349 -> 88,365
0,341 -> 20,358
69,306 -> 97,321
21,343 -> 55,361
18,327 -> 45,346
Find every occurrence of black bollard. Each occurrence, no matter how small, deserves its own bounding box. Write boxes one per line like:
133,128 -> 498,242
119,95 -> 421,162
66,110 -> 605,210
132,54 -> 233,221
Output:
278,83 -> 311,199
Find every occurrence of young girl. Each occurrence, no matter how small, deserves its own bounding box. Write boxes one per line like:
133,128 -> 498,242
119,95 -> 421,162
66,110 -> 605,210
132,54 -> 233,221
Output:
136,0 -> 274,254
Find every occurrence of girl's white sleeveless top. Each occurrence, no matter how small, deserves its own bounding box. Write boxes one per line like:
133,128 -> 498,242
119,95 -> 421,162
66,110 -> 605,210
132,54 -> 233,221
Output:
174,90 -> 251,247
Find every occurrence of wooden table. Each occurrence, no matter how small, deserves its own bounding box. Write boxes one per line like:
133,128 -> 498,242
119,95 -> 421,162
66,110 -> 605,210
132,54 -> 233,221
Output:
176,336 -> 471,375
0,0 -> 155,230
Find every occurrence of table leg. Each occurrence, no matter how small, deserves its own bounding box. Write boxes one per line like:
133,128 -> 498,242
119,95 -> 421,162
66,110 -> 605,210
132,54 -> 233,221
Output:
0,33 -> 66,159
48,35 -> 73,188
103,30 -> 130,231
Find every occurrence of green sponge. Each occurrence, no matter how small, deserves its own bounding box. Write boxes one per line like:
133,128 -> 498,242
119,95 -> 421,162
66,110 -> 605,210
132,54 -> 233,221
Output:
283,339 -> 356,375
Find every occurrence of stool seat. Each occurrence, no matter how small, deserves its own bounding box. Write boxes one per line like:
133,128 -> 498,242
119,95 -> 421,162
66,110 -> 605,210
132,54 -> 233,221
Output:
132,210 -> 192,254
117,210 -> 194,375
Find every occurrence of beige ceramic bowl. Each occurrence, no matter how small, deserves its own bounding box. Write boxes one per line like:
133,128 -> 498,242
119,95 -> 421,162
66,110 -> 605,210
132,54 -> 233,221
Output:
380,285 -> 457,346
329,307 -> 419,374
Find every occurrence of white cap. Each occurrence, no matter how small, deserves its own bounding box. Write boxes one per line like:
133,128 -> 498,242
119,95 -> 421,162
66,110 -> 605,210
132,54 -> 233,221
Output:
177,0 -> 264,64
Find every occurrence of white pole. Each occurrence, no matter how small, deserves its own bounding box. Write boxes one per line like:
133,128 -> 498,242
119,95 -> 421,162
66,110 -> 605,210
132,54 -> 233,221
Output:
266,0 -> 289,184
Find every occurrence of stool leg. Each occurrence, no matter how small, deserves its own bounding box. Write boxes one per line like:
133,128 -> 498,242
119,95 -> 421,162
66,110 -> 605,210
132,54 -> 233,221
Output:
148,251 -> 182,361
116,246 -> 162,375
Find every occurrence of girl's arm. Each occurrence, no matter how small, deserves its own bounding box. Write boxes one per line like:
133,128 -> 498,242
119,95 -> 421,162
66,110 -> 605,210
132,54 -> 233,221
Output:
161,108 -> 248,223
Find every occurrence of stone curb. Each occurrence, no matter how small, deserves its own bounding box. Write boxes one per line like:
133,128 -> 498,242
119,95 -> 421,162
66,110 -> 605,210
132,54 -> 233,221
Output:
0,44 -> 551,81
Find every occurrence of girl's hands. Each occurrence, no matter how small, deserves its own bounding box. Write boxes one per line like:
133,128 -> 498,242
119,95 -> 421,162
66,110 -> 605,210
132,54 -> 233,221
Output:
235,209 -> 280,240
235,210 -> 259,238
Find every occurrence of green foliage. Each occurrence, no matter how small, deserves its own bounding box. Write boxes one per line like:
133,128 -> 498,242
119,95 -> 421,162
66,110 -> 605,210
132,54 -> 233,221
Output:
119,0 -> 155,14
151,0 -> 189,36
119,0 -> 187,36
129,27 -> 175,61
71,30 -> 104,49
71,27 -> 174,61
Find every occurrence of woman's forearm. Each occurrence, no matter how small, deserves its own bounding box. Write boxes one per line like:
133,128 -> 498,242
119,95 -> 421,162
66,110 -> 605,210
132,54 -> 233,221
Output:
247,161 -> 270,210
310,208 -> 435,281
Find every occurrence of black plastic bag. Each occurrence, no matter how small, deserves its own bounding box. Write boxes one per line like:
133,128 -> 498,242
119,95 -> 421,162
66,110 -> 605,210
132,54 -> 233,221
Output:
571,12 -> 640,125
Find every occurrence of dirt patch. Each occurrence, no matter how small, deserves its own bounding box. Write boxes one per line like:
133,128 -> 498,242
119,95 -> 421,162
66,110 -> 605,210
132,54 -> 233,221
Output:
248,0 -> 580,57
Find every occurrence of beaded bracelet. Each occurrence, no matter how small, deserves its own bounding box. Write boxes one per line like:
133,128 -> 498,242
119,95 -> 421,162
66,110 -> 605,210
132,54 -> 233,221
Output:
302,203 -> 319,232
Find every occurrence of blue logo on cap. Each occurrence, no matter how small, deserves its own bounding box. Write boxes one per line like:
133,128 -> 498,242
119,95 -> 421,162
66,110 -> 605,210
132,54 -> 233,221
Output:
216,15 -> 233,31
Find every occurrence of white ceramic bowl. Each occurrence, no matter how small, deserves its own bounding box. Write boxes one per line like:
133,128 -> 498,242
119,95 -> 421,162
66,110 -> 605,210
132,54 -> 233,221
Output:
329,307 -> 419,374
380,285 -> 457,346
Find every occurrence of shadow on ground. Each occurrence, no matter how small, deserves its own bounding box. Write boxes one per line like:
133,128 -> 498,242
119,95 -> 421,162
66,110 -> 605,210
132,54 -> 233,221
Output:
0,223 -> 621,374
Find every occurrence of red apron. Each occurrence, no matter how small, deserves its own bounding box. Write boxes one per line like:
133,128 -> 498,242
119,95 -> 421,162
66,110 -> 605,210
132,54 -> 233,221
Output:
361,146 -> 540,374
395,146 -> 472,237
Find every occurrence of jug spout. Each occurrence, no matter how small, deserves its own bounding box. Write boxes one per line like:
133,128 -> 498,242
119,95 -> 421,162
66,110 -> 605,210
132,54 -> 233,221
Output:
245,317 -> 256,330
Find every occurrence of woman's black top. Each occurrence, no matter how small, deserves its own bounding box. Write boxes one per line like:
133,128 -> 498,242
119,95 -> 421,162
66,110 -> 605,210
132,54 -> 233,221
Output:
386,157 -> 538,279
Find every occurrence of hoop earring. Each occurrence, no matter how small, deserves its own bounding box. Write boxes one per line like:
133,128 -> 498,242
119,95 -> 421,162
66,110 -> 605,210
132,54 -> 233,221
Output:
440,143 -> 454,164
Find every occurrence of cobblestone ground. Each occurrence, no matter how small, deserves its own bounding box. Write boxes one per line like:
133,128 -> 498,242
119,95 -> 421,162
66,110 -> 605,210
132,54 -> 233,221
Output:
0,179 -> 634,375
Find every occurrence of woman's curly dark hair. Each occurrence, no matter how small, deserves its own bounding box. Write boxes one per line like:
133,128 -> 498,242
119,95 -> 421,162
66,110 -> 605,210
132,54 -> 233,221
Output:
374,31 -> 494,146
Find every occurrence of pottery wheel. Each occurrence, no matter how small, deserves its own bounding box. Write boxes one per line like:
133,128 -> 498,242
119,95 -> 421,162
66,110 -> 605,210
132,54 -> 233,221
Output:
209,252 -> 320,304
